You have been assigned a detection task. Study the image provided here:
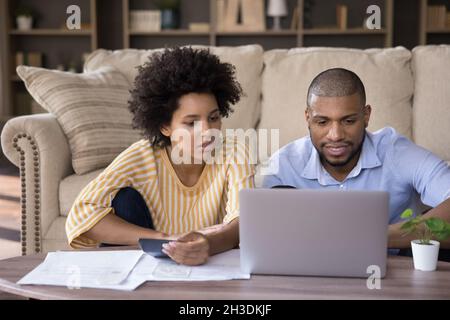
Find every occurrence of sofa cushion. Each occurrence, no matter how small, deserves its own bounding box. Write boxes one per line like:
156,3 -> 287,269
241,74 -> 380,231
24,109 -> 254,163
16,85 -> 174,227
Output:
59,169 -> 103,217
84,45 -> 264,130
412,45 -> 450,162
16,66 -> 141,175
259,47 -> 414,152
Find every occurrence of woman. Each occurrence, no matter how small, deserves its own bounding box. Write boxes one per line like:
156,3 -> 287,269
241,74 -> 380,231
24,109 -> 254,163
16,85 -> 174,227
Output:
66,47 -> 255,266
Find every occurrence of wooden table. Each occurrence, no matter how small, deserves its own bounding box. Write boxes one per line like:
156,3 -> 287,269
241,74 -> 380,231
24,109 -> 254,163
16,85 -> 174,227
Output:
0,249 -> 449,300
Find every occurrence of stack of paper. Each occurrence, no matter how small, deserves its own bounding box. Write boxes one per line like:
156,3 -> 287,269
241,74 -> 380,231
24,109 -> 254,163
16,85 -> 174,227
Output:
17,249 -> 249,291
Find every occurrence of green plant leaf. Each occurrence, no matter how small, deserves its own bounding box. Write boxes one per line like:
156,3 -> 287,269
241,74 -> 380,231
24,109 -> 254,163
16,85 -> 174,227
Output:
400,208 -> 413,219
433,222 -> 450,241
425,218 -> 445,232
434,231 -> 450,241
400,220 -> 415,230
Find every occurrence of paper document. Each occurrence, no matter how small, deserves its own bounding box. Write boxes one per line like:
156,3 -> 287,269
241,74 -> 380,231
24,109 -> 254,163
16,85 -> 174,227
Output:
17,249 -> 250,291
131,249 -> 250,282
17,250 -> 144,291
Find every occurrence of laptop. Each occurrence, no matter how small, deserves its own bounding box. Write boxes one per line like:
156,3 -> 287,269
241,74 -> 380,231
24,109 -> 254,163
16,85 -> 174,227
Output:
239,189 -> 389,278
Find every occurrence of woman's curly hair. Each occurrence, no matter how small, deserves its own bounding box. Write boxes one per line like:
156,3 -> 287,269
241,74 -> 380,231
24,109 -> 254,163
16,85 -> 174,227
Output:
128,47 -> 243,147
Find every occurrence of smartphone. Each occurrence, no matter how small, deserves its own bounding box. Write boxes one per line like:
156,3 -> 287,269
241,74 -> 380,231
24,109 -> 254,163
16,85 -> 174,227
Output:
138,238 -> 170,258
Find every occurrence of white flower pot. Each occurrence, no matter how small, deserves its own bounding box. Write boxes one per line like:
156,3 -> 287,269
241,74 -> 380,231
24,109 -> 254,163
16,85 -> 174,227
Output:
411,240 -> 440,271
17,16 -> 33,31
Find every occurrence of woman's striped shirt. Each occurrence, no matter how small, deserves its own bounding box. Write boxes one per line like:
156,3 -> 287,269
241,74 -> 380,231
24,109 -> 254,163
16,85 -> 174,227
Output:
66,138 -> 255,248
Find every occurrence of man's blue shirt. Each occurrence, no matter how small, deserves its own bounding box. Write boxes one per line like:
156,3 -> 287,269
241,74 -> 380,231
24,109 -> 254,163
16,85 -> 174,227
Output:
262,127 -> 450,223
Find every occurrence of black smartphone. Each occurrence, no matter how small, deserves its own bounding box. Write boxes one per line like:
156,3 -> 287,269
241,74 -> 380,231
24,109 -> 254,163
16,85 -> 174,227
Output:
138,238 -> 170,258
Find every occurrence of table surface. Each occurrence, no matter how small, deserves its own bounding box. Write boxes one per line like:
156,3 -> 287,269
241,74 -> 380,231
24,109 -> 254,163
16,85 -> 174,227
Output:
0,248 -> 449,300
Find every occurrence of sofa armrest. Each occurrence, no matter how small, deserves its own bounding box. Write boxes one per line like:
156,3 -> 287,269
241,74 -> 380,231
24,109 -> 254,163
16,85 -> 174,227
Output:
1,113 -> 73,255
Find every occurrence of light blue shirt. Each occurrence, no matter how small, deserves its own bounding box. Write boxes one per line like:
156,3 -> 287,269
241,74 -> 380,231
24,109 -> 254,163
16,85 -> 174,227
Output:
262,127 -> 450,224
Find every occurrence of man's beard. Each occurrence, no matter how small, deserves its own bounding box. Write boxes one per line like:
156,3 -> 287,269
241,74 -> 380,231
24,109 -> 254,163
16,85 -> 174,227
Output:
316,135 -> 365,168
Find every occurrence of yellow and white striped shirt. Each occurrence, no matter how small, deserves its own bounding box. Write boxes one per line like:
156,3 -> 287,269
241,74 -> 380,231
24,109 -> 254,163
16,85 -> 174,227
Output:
66,138 -> 255,248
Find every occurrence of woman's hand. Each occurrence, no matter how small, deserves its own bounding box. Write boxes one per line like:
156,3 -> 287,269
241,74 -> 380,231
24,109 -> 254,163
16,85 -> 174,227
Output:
162,231 -> 210,266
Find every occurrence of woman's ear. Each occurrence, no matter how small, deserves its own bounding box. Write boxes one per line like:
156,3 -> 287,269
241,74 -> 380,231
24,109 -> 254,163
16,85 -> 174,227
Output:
160,125 -> 171,138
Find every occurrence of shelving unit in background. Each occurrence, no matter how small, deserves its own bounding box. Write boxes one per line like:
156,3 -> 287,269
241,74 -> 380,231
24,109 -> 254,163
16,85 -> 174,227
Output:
0,0 -> 411,120
300,0 -> 393,48
419,0 -> 450,45
123,0 -> 213,49
121,0 -> 393,49
0,0 -> 98,120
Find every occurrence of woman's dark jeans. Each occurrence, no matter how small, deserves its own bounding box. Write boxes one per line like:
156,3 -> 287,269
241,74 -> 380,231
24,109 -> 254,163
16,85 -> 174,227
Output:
100,187 -> 153,246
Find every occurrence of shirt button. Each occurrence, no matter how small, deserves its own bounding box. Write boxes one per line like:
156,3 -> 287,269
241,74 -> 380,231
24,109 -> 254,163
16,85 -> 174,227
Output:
339,184 -> 344,189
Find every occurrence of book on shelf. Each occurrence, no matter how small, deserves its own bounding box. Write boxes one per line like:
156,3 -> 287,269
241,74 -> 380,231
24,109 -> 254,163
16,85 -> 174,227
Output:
189,23 -> 210,32
336,4 -> 348,30
217,0 -> 226,31
290,6 -> 299,30
15,52 -> 43,68
129,10 -> 161,31
241,0 -> 265,31
427,5 -> 446,29
219,0 -> 265,32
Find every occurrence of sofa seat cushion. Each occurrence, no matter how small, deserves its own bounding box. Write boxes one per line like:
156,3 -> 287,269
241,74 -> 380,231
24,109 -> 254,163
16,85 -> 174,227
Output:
44,216 -> 71,243
17,66 -> 142,175
84,45 -> 264,131
259,47 -> 414,153
412,45 -> 450,162
59,169 -> 103,217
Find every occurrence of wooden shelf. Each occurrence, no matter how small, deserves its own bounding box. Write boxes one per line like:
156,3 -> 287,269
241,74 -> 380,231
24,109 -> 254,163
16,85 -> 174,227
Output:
217,30 -> 298,36
419,0 -> 450,44
1,0 -> 98,118
303,28 -> 387,35
427,28 -> 450,34
122,0 -> 393,48
129,30 -> 210,36
9,29 -> 93,36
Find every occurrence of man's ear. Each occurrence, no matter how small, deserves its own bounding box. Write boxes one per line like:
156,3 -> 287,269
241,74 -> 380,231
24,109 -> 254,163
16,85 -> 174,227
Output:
363,105 -> 372,128
305,107 -> 311,123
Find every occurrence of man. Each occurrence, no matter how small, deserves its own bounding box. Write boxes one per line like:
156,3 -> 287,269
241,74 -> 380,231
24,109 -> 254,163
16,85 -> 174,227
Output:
262,68 -> 450,255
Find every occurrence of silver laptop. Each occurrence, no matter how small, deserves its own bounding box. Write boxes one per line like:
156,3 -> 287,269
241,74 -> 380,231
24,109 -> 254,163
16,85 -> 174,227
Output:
239,189 -> 389,278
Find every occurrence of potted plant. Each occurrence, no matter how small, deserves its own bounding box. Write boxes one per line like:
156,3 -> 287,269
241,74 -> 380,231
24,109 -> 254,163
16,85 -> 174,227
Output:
155,0 -> 181,29
400,209 -> 450,271
15,5 -> 34,31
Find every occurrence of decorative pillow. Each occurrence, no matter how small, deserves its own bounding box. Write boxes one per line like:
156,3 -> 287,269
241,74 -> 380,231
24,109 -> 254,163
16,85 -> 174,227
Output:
259,47 -> 414,150
412,45 -> 450,162
84,45 -> 264,131
16,65 -> 141,175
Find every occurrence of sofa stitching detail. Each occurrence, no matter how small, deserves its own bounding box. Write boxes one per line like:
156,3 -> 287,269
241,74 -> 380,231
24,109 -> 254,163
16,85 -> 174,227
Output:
12,133 -> 41,255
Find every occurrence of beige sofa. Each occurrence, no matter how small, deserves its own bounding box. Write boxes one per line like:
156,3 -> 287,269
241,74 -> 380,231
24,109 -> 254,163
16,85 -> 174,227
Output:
2,45 -> 450,255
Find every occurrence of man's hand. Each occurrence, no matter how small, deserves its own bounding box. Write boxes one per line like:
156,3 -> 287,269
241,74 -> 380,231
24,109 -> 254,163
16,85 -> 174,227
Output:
162,232 -> 210,266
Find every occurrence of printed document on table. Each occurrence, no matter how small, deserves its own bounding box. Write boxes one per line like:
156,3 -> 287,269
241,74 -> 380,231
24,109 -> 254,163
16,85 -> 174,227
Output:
17,250 -> 144,291
17,249 -> 250,291
131,249 -> 250,282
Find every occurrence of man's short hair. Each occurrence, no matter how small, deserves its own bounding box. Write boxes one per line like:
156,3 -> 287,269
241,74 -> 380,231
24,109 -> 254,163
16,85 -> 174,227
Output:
306,68 -> 366,108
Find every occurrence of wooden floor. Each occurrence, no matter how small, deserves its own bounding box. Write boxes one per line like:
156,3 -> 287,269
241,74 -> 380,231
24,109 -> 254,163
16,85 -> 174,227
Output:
0,155 -> 20,262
